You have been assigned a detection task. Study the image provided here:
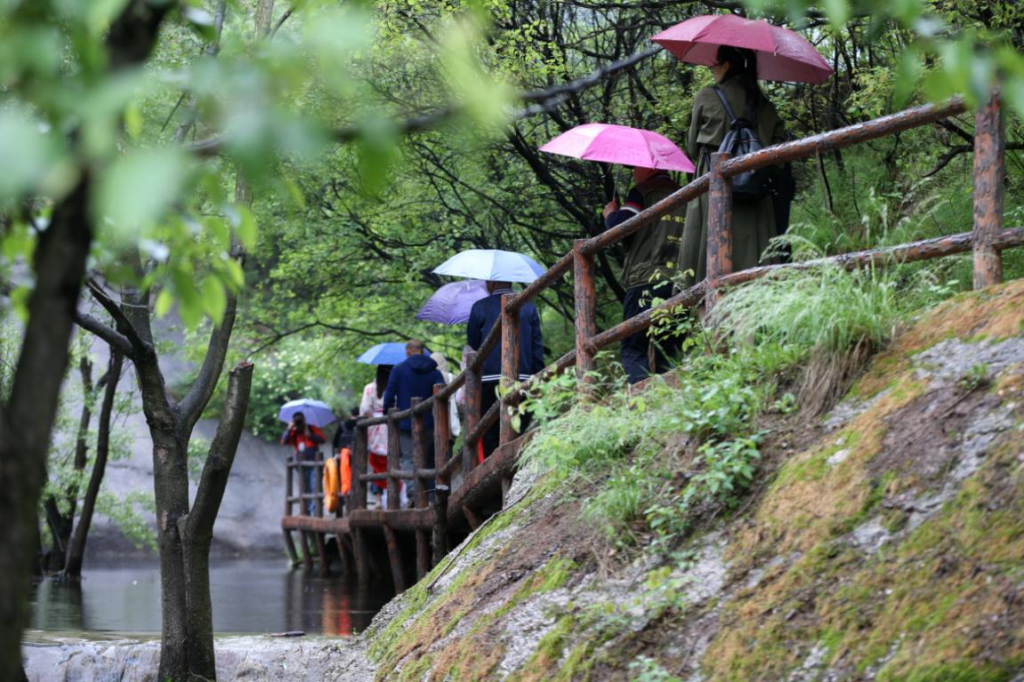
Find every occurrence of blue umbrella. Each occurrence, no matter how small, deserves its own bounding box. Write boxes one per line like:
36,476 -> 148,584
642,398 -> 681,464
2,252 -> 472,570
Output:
356,342 -> 429,365
432,249 -> 546,284
416,280 -> 489,325
278,399 -> 337,427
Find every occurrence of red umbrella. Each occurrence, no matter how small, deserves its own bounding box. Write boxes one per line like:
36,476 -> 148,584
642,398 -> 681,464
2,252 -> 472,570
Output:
651,15 -> 833,84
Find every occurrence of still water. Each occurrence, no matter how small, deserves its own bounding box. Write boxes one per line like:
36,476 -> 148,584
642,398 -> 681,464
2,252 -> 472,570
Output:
27,558 -> 392,639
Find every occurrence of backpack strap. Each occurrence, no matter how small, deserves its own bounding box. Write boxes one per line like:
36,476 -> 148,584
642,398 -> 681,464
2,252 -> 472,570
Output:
713,86 -> 739,125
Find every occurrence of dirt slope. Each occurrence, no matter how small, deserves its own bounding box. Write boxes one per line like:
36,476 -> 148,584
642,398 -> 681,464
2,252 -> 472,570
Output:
363,280 -> 1024,682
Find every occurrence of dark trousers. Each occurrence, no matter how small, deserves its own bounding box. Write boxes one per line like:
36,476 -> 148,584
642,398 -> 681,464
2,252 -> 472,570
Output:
621,282 -> 679,384
481,381 -> 532,458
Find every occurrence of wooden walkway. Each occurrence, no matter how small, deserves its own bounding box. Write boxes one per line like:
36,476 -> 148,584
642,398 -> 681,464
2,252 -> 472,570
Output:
282,92 -> 1023,593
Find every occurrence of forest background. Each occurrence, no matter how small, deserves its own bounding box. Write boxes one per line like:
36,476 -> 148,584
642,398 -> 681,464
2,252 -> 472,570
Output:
201,0 -> 1024,438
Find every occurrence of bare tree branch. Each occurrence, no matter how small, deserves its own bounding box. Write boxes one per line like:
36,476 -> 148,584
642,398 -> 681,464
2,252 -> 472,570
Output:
74,312 -> 133,355
188,45 -> 660,156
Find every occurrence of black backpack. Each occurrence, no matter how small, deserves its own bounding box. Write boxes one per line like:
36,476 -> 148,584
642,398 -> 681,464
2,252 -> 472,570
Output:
713,86 -> 773,200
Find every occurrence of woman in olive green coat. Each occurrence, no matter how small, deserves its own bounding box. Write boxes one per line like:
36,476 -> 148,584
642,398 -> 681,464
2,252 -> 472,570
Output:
679,46 -> 787,286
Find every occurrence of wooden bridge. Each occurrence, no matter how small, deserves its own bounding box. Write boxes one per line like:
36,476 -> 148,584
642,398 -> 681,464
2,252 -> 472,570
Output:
282,93 -> 1023,592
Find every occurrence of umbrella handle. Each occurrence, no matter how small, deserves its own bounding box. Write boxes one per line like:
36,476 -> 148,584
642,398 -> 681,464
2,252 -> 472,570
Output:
600,162 -> 616,203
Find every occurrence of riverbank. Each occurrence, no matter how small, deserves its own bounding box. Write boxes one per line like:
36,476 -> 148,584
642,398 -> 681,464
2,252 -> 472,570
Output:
24,635 -> 375,682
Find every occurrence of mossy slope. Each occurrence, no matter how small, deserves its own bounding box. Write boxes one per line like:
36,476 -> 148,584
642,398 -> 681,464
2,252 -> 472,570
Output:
365,280 -> 1024,682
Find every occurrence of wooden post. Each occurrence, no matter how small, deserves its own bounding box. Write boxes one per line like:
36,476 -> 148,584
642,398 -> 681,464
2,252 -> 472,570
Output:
499,293 -> 520,445
463,351 -> 481,474
314,449 -> 324,518
383,525 -> 406,593
416,530 -> 430,581
387,409 -> 401,510
573,239 -> 597,389
411,398 -> 428,509
353,528 -> 370,587
299,529 -> 313,570
352,425 -> 368,512
706,151 -> 733,309
431,384 -> 450,565
972,93 -> 1004,290
285,457 -> 295,516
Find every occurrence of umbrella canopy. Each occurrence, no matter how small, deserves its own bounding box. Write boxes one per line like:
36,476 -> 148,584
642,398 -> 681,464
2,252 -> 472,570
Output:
278,399 -> 337,427
540,123 -> 695,173
651,15 -> 833,84
416,279 -> 489,325
433,249 -> 547,284
356,342 -> 424,365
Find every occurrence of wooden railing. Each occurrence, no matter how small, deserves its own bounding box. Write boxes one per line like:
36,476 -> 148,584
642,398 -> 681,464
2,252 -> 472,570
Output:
290,93 -> 1023,582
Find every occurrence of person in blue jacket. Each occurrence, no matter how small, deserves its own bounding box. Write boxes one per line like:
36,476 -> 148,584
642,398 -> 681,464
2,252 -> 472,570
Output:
382,339 -> 445,503
467,280 -> 544,457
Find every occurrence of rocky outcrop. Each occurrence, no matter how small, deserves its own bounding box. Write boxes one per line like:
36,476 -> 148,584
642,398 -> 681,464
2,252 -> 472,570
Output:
24,635 -> 373,682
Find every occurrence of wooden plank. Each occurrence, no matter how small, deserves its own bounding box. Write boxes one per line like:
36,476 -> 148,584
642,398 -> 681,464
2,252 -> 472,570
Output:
349,508 -> 434,531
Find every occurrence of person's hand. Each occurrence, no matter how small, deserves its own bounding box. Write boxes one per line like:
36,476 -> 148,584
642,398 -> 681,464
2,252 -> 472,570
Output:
602,199 -> 619,218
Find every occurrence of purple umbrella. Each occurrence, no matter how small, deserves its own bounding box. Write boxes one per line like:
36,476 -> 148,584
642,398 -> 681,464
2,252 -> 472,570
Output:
416,280 -> 489,325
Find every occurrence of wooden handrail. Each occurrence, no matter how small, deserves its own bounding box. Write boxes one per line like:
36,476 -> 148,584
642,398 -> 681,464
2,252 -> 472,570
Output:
298,95 -> 1015,544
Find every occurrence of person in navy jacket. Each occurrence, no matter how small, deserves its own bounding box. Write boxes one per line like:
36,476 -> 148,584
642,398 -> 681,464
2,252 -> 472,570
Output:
382,339 -> 445,503
466,280 -> 544,457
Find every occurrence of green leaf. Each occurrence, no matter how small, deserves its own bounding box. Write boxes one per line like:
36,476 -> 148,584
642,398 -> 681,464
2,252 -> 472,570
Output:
0,109 -> 65,204
200,276 -> 227,325
124,101 -> 143,141
231,204 -> 258,250
822,0 -> 849,31
95,147 -> 191,246
154,287 -> 174,318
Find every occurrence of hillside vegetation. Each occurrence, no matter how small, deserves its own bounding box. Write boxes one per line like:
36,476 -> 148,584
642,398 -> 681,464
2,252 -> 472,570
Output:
364,278 -> 1024,682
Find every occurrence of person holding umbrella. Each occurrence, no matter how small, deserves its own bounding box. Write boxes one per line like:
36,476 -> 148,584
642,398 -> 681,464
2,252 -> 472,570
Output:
467,281 -> 544,457
540,123 -> 695,384
280,410 -> 326,515
603,165 -> 688,384
677,45 -> 788,286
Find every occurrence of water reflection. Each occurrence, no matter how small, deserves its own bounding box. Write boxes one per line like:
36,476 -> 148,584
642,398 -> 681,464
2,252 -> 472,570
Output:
29,558 -> 391,637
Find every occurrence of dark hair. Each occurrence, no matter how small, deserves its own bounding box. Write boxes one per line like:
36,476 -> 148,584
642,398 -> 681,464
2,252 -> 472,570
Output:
716,45 -> 765,117
375,365 -> 392,398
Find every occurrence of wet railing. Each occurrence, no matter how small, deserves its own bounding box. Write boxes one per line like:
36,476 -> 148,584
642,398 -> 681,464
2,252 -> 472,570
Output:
288,93 -> 1023,584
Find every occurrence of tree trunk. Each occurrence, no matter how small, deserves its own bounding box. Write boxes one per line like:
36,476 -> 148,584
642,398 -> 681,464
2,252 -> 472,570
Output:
0,177 -> 92,681
65,352 -> 123,578
180,362 -> 254,681
153,430 -> 192,682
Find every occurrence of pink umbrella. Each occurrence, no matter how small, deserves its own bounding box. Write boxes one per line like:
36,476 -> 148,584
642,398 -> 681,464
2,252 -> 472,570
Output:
539,123 -> 695,173
651,15 -> 833,84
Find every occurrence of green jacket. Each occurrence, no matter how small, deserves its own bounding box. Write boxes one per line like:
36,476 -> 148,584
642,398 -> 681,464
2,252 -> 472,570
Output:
607,173 -> 685,290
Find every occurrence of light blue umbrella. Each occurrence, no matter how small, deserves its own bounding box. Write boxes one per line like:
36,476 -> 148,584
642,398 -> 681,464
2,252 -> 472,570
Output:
356,342 -> 429,365
432,249 -> 546,284
416,280 -> 489,325
278,399 -> 336,427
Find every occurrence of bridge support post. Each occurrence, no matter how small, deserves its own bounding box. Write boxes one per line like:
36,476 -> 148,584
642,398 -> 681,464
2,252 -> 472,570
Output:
411,398 -> 428,509
973,92 -> 1004,290
463,352 -> 481,475
283,458 -> 299,566
352,425 -> 370,585
573,239 -> 597,391
383,524 -> 406,593
386,409 -> 401,510
499,293 -> 520,445
352,426 -> 368,512
706,151 -> 733,310
432,384 -> 450,565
